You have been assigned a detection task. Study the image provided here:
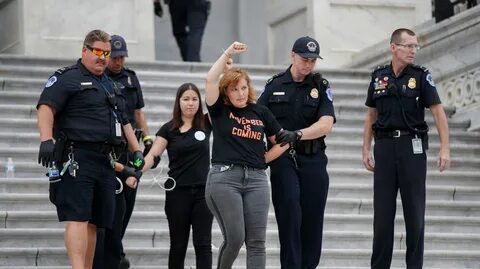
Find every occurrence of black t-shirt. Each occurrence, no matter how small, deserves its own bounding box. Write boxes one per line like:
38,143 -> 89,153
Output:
207,98 -> 281,169
37,59 -> 129,142
156,118 -> 211,187
106,68 -> 145,128
365,63 -> 441,130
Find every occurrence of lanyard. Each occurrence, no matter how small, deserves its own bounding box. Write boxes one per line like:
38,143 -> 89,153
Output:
93,74 -> 119,119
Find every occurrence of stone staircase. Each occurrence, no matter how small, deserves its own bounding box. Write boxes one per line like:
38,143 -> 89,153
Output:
0,54 -> 479,269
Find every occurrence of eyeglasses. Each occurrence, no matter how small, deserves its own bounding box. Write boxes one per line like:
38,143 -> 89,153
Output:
395,43 -> 421,51
85,44 -> 111,57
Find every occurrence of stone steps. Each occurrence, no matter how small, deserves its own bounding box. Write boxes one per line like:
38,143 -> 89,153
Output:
1,228 -> 479,253
4,211 -> 480,234
1,177 -> 479,201
0,247 -> 478,268
1,55 -> 479,268
2,192 -> 480,217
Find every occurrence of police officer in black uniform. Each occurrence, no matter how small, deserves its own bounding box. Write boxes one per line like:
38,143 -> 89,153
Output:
154,0 -> 211,62
258,36 -> 335,269
362,28 -> 451,269
36,29 -> 145,269
93,34 -> 153,269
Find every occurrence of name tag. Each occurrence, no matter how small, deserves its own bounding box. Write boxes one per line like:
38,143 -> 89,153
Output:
81,82 -> 93,86
273,92 -> 285,96
412,137 -> 423,154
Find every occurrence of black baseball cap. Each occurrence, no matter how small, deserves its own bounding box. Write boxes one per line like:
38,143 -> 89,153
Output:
110,35 -> 128,58
292,36 -> 323,59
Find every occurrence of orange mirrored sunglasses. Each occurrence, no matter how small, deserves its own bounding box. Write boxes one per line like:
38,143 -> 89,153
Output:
85,44 -> 111,57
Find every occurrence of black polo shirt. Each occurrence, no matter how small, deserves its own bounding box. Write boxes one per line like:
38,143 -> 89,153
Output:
365,63 -> 441,131
37,59 -> 129,142
106,68 -> 145,127
258,65 -> 336,131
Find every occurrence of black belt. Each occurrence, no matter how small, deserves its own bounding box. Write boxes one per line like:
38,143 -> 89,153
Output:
375,129 -> 412,139
69,141 -> 115,154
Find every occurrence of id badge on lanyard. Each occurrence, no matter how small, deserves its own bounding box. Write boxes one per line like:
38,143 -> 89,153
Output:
412,135 -> 423,154
115,119 -> 122,137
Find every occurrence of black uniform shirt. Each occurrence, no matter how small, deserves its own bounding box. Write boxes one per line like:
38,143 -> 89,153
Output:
37,59 -> 129,142
156,117 -> 211,187
258,65 -> 336,132
365,63 -> 441,131
207,97 -> 281,169
106,68 -> 145,127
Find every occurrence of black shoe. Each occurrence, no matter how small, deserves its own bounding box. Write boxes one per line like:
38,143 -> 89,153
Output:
118,256 -> 130,269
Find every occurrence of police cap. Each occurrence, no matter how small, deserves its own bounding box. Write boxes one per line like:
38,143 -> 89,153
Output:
111,35 -> 128,58
292,36 -> 323,59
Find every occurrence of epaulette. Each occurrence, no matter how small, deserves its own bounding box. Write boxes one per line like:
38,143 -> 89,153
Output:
54,65 -> 76,75
124,67 -> 136,75
265,71 -> 285,85
411,64 -> 429,73
313,72 -> 329,89
373,64 -> 389,72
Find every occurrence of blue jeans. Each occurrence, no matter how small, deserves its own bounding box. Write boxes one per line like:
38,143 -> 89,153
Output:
205,164 -> 270,269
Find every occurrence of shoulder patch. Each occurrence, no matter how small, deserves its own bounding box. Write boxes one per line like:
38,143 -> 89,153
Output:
45,76 -> 57,88
54,65 -> 75,75
411,64 -> 429,73
265,71 -> 285,85
124,67 -> 136,75
373,64 -> 389,72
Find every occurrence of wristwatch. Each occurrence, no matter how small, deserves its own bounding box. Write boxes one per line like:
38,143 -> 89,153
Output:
295,130 -> 303,141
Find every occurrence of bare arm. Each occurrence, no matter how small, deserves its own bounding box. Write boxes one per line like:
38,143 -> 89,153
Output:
37,104 -> 55,141
429,104 -> 450,172
362,107 -> 377,172
123,123 -> 141,152
298,115 -> 334,140
134,109 -> 150,137
142,136 -> 168,172
205,41 -> 247,106
265,135 -> 289,163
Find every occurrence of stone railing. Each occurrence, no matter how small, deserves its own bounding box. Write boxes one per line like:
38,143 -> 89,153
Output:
439,65 -> 480,109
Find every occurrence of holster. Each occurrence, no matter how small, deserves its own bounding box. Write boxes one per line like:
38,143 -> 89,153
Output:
296,138 -> 326,155
54,132 -> 68,164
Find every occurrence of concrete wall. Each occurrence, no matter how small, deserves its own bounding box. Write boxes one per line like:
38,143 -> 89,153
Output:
0,0 -> 432,66
0,0 -> 155,61
154,0 -> 268,64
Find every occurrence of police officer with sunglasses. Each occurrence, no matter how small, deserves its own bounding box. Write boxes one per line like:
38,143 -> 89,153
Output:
37,29 -> 145,269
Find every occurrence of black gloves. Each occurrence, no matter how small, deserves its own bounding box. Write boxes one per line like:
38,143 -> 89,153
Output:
143,138 -> 153,156
276,130 -> 302,146
38,139 -> 55,167
152,156 -> 161,169
132,150 -> 145,170
119,166 -> 142,181
154,1 -> 163,17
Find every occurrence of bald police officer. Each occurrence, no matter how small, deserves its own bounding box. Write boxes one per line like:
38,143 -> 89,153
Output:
362,28 -> 451,269
37,29 -> 144,269
258,36 -> 335,269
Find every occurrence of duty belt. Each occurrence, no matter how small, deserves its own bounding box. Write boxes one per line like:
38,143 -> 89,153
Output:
69,141 -> 115,154
375,129 -> 412,139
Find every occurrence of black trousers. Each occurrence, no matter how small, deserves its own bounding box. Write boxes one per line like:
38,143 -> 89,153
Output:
165,186 -> 213,269
168,0 -> 210,62
371,136 -> 427,269
269,151 -> 330,269
93,152 -> 138,269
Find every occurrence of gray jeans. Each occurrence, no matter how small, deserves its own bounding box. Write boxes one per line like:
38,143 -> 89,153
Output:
205,164 -> 270,269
